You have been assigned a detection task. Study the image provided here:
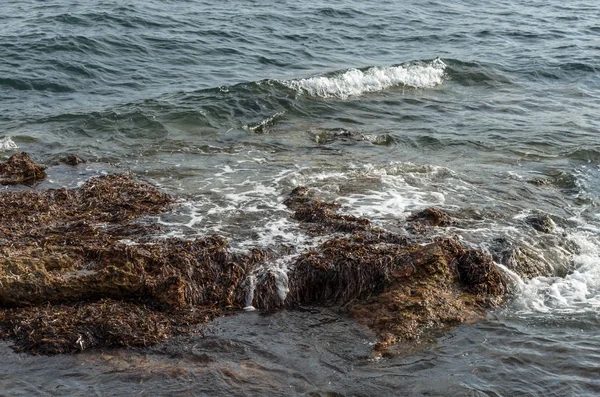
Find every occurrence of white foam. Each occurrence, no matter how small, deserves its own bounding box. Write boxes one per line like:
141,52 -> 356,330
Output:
287,162 -> 453,222
0,137 -> 18,151
244,255 -> 297,310
512,228 -> 600,314
254,218 -> 313,248
244,111 -> 285,133
284,59 -> 446,99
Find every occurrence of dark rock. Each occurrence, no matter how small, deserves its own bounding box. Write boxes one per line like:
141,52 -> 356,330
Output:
59,154 -> 86,166
263,189 -> 506,352
525,213 -> 554,233
457,249 -> 507,295
408,207 -> 453,227
407,207 -> 454,235
0,174 -> 267,354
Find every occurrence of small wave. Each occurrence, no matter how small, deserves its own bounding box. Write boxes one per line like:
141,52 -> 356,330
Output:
0,137 -> 18,151
444,59 -> 514,87
283,59 -> 446,99
0,77 -> 74,93
244,111 -> 285,134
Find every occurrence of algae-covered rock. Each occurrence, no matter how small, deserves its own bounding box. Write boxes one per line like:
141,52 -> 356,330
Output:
0,152 -> 46,185
0,172 -> 268,354
525,213 -> 554,233
0,177 -> 508,356
0,300 -> 217,355
250,190 -> 507,353
408,207 -> 453,227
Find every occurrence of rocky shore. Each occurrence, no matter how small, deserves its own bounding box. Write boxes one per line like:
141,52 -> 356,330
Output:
0,153 -> 508,355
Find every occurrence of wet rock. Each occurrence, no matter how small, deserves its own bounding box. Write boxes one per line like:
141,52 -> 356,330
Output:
457,249 -> 506,295
525,213 -> 554,233
0,300 -> 216,355
284,185 -> 371,234
348,239 -> 505,351
408,207 -> 453,227
251,233 -> 506,352
407,207 -> 453,234
58,154 -> 86,166
489,234 -> 577,279
0,173 -> 267,354
260,190 -> 506,352
0,179 -> 507,356
0,152 -> 46,185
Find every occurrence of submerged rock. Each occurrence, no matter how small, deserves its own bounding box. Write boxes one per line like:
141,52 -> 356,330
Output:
0,152 -> 47,185
524,213 -> 554,233
58,154 -> 86,166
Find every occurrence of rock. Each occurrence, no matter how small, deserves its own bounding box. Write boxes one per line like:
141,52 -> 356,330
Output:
408,207 -> 453,227
0,173 -> 267,354
407,207 -> 453,234
0,152 -> 46,185
271,190 -> 506,353
58,154 -> 86,166
0,179 -> 507,356
525,213 -> 554,233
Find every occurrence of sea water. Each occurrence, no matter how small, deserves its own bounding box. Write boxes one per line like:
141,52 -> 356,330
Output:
1,0 -> 599,395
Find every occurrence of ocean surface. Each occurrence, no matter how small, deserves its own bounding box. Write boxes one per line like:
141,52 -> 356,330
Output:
1,0 -> 600,395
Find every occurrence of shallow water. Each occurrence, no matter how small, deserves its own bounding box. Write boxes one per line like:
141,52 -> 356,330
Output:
2,310 -> 599,396
1,0 -> 600,395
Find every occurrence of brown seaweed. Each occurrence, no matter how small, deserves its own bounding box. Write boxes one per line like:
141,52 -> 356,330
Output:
0,156 -> 508,355
0,152 -> 47,185
0,157 -> 269,354
0,300 -> 218,355
251,192 -> 507,352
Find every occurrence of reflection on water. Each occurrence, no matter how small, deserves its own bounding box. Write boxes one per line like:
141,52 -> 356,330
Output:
2,309 -> 599,396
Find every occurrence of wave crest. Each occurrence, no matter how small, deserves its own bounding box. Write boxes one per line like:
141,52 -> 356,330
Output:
284,59 -> 446,99
0,137 -> 18,151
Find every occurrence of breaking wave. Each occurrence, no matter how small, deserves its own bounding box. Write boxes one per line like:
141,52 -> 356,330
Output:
283,59 -> 446,99
0,137 -> 18,151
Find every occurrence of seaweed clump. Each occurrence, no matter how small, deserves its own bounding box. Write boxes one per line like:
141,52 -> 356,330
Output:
0,300 -> 216,355
407,207 -> 453,234
0,157 -> 508,356
0,152 -> 47,185
251,188 -> 507,352
0,155 -> 268,354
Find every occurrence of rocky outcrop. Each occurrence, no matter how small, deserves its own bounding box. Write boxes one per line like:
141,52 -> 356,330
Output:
262,190 -> 504,351
0,152 -> 46,185
0,154 -> 508,355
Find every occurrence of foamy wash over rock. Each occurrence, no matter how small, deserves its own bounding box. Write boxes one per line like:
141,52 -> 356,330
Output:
0,153 -> 506,355
1,0 -> 600,395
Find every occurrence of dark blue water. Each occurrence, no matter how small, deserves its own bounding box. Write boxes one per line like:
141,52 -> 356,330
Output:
1,1 -> 600,395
